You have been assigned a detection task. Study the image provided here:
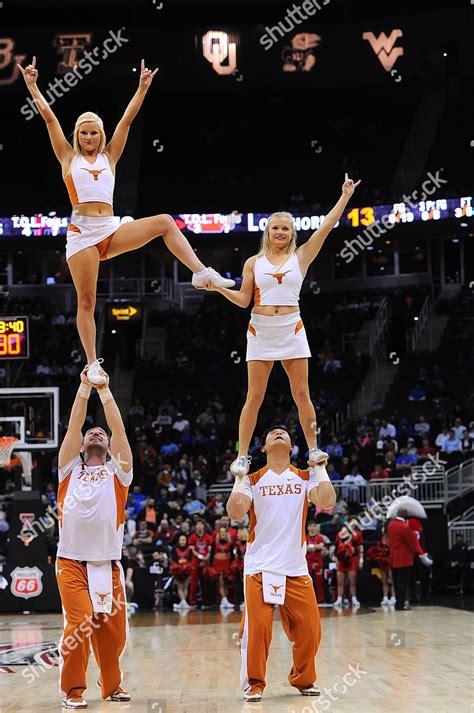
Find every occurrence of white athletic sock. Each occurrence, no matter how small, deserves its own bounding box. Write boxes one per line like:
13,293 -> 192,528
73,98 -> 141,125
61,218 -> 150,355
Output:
193,267 -> 209,276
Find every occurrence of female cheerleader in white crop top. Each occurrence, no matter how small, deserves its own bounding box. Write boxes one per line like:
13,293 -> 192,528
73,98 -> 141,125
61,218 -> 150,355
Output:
207,174 -> 360,476
18,57 -> 234,385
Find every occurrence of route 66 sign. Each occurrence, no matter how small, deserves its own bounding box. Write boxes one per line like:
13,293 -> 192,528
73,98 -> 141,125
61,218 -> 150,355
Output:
10,566 -> 43,599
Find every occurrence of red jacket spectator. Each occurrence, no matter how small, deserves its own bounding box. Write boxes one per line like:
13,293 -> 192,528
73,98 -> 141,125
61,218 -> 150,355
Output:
387,517 -> 423,568
370,466 -> 389,480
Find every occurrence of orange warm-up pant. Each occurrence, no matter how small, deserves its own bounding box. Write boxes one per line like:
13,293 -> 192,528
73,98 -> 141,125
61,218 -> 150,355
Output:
239,572 -> 321,693
56,557 -> 128,700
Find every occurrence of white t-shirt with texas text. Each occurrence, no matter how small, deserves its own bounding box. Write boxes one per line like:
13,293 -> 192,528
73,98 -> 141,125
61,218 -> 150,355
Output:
243,465 -> 318,577
57,455 -> 133,562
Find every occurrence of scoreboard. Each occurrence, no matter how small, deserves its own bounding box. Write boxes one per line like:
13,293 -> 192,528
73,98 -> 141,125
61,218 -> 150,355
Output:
0,317 -> 29,360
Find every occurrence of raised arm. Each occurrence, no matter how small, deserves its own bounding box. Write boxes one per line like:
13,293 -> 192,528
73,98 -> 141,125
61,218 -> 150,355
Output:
206,256 -> 256,308
95,374 -> 133,473
58,368 -> 91,469
105,58 -> 158,166
18,56 -> 72,168
297,174 -> 361,275
227,476 -> 252,520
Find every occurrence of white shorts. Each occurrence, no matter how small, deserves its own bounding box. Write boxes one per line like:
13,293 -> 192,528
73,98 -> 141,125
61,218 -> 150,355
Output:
66,214 -> 121,261
246,312 -> 311,361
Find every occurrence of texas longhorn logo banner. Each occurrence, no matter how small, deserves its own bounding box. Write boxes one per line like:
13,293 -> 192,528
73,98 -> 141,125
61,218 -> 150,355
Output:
10,566 -> 44,599
362,29 -> 404,72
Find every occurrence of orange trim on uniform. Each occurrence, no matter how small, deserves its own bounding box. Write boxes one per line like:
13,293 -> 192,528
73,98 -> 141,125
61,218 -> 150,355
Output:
254,282 -> 261,306
57,472 -> 72,528
289,465 -> 309,481
248,323 -> 257,337
248,503 -> 257,544
294,319 -> 304,335
301,497 -> 309,546
249,466 -> 269,486
96,234 -> 115,261
64,173 -> 79,206
67,224 -> 81,234
113,474 -> 128,529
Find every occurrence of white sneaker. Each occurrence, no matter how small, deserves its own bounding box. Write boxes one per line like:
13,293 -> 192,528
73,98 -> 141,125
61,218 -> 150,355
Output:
243,686 -> 262,702
230,455 -> 252,477
181,600 -> 191,610
308,448 -> 329,466
389,596 -> 396,605
173,603 -> 180,611
299,685 -> 321,696
86,358 -> 107,385
381,596 -> 389,606
62,697 -> 87,709
352,597 -> 361,608
333,597 -> 343,608
192,267 -> 235,289
220,597 -> 234,609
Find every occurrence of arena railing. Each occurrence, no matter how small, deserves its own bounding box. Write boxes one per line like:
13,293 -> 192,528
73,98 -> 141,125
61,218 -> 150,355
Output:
444,458 -> 474,507
406,294 -> 432,352
447,506 -> 474,548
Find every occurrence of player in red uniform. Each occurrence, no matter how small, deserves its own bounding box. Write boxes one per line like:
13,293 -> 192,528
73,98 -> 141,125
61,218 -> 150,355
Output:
334,526 -> 363,609
210,527 -> 234,609
188,519 -> 213,607
305,522 -> 325,603
170,534 -> 193,611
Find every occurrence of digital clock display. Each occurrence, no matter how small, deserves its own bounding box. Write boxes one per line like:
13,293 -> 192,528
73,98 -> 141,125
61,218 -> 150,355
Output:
0,316 -> 29,360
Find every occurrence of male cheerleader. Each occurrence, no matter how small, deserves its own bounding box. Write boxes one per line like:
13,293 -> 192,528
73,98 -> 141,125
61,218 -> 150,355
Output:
227,425 -> 336,702
56,366 -> 132,709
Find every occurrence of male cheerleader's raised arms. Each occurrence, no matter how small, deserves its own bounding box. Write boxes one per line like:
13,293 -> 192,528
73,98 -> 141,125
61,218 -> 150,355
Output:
206,174 -> 361,477
18,56 -> 235,385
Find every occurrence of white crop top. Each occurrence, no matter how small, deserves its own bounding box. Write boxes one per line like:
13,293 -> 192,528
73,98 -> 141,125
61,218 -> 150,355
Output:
64,153 -> 115,207
253,253 -> 303,306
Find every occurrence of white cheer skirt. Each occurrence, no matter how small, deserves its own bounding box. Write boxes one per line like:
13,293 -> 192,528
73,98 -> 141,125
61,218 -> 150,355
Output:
246,312 -> 311,361
66,214 -> 121,261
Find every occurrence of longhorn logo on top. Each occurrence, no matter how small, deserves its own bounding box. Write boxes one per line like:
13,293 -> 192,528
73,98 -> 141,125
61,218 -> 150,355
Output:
264,270 -> 292,285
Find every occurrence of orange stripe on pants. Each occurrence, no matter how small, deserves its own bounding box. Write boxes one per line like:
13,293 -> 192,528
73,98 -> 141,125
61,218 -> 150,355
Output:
56,557 -> 127,700
240,573 -> 321,693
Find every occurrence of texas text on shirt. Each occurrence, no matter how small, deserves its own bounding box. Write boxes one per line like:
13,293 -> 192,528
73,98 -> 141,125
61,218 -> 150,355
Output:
57,454 -> 133,562
243,465 -> 318,577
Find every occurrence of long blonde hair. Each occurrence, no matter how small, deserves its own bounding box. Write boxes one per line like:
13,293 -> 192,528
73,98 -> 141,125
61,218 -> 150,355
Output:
73,111 -> 106,155
257,211 -> 298,257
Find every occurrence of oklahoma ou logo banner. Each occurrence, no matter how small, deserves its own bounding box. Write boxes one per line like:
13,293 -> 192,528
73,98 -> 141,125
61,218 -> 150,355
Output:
10,566 -> 43,599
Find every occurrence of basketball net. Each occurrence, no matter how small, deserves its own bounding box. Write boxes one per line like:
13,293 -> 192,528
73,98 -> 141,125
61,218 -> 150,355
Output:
0,437 -> 18,467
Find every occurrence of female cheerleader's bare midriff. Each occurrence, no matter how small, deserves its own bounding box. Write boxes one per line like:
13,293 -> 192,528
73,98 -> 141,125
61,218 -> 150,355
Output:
206,174 -> 360,476
18,56 -> 234,385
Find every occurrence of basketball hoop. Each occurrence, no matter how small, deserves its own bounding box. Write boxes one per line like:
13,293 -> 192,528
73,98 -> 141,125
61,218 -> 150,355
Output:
0,437 -> 18,467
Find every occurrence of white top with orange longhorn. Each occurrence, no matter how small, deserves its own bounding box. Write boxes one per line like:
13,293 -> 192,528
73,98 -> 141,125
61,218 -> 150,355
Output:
57,455 -> 132,562
253,253 -> 303,306
243,465 -> 318,577
64,153 -> 115,207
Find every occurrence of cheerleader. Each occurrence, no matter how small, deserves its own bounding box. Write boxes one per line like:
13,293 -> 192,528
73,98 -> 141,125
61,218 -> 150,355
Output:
306,521 -> 326,603
334,525 -> 363,609
206,175 -> 360,475
171,534 -> 193,610
209,527 -> 234,609
18,57 -> 234,384
366,530 -> 395,606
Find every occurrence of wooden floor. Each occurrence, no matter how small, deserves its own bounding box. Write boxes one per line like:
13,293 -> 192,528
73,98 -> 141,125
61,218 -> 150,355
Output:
0,605 -> 472,712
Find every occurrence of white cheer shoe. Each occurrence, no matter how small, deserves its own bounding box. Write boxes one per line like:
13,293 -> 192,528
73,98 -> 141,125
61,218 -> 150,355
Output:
86,358 -> 107,385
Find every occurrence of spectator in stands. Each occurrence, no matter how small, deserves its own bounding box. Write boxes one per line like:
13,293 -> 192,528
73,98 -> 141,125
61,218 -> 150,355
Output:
396,448 -> 417,475
137,497 -> 157,526
340,467 -> 367,501
173,412 -> 190,434
441,430 -> 462,454
452,418 -> 467,441
383,450 -> 397,476
409,383 -> 426,401
128,398 -> 145,419
379,419 -> 396,439
327,463 -> 341,482
160,438 -> 180,457
383,436 -> 398,454
133,520 -> 154,546
248,436 -> 262,457
406,438 -> 418,457
435,427 -> 449,450
414,416 -> 430,438
183,492 -> 206,517
0,511 -> 9,532
197,406 -> 215,429
325,437 -> 343,458
370,464 -> 389,480
417,438 -> 436,460
155,518 -> 175,546
36,357 -> 51,376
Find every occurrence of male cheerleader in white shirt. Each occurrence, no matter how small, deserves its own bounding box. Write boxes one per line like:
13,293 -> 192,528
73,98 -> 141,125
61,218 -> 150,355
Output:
227,425 -> 336,703
56,366 -> 133,709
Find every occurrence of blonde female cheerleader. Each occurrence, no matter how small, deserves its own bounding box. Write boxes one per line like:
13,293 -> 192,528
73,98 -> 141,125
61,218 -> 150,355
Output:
207,175 -> 360,475
18,57 -> 234,385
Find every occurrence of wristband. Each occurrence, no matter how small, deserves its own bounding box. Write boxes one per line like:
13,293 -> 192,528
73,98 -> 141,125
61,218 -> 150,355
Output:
98,387 -> 113,404
78,383 -> 92,399
232,476 -> 247,494
309,464 -> 331,484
